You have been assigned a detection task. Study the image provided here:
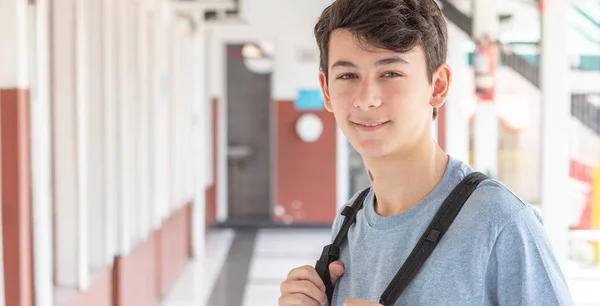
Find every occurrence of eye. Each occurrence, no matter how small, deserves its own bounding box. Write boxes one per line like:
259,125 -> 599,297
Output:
382,72 -> 401,78
337,73 -> 357,80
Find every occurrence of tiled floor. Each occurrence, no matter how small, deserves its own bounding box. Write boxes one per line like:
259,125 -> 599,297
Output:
162,229 -> 235,306
163,228 -> 600,306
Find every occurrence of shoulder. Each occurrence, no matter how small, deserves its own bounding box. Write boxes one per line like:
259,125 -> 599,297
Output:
451,159 -> 542,235
469,178 -> 534,222
469,180 -> 544,242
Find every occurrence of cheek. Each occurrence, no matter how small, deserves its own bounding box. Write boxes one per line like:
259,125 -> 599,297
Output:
382,84 -> 429,125
328,86 -> 354,112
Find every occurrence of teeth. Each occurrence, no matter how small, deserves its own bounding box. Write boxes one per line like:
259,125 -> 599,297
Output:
361,122 -> 383,127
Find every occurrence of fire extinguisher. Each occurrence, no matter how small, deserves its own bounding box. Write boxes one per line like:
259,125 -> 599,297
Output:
474,36 -> 498,102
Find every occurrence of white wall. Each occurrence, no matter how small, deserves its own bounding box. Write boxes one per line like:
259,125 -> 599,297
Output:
0,0 -> 29,89
570,71 -> 600,94
208,0 -> 325,100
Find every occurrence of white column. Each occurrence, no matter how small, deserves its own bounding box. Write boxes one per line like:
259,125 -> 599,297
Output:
102,0 -> 118,265
172,18 -> 181,210
191,21 -> 207,258
86,0 -> 107,270
51,0 -> 89,289
210,25 -> 228,222
74,0 -> 90,289
138,0 -> 151,241
169,18 -> 182,213
183,21 -> 195,206
152,0 -> 173,224
205,25 -> 214,190
147,6 -> 161,229
539,0 -> 571,266
472,0 -> 499,178
129,0 -> 140,246
28,0 -> 55,304
151,2 -> 171,227
117,0 -> 132,255
445,22 -> 471,164
473,105 -> 498,177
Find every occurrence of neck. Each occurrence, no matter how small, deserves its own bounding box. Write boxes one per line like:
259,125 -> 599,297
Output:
364,140 -> 449,217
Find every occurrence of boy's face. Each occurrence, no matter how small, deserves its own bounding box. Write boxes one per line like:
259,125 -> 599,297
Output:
319,29 -> 450,160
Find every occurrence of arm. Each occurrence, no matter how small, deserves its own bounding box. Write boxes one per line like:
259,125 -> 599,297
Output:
484,207 -> 574,305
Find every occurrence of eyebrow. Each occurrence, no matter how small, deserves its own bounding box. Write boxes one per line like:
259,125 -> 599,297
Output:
376,56 -> 409,66
330,56 -> 410,69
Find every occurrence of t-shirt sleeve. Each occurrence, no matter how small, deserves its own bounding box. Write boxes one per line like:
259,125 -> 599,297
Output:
484,207 -> 574,305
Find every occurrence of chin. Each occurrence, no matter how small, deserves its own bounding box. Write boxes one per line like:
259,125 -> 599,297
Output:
357,150 -> 389,160
350,139 -> 393,159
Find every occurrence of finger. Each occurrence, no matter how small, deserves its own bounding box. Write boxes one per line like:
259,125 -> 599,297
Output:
280,280 -> 328,306
329,261 -> 345,284
287,265 -> 326,291
278,293 -> 323,306
343,299 -> 383,306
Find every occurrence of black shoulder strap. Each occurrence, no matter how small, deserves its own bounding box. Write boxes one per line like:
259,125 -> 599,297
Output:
378,171 -> 488,305
315,187 -> 371,304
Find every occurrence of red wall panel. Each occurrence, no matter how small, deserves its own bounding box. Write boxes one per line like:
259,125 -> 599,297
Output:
275,102 -> 337,224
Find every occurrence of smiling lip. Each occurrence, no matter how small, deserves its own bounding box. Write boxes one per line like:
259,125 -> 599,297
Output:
351,120 -> 390,131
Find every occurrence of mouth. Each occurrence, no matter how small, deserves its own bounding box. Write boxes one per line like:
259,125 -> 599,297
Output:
351,120 -> 391,130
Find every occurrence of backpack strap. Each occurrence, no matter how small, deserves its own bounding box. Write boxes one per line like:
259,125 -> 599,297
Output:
378,171 -> 488,305
315,187 -> 371,304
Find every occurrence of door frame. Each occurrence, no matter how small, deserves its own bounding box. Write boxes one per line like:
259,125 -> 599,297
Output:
216,40 -> 276,223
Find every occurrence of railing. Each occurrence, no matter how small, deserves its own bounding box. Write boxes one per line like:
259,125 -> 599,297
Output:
438,0 -> 472,35
501,51 -> 540,88
572,93 -> 600,135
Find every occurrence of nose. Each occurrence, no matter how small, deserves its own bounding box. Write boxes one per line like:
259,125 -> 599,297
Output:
353,78 -> 383,110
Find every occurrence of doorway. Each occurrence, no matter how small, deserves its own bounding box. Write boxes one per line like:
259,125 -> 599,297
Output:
225,43 -> 273,222
348,142 -> 371,198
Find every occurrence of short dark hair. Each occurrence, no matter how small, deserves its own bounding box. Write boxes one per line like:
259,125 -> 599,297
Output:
314,0 -> 448,119
314,0 -> 448,82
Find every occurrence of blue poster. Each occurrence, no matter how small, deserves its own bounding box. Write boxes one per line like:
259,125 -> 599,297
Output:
294,89 -> 325,111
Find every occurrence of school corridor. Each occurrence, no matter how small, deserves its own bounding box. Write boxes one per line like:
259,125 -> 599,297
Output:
0,0 -> 599,305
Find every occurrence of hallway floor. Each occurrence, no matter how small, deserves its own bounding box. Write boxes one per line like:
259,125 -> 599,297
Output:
163,228 -> 600,306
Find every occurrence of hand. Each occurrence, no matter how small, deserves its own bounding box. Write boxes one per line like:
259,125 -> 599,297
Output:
278,261 -> 345,306
343,299 -> 383,306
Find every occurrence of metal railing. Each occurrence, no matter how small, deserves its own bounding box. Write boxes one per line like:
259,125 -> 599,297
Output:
572,94 -> 600,135
500,51 -> 540,88
439,0 -> 472,35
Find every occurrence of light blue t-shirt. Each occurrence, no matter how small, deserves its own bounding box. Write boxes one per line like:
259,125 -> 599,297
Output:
330,156 -> 574,306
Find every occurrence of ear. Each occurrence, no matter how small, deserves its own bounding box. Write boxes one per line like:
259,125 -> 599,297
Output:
319,70 -> 333,112
430,63 -> 452,109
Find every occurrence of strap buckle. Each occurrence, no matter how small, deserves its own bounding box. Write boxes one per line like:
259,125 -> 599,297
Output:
319,244 -> 340,261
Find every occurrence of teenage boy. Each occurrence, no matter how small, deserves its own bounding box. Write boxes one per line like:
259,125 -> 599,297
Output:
278,0 -> 574,305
